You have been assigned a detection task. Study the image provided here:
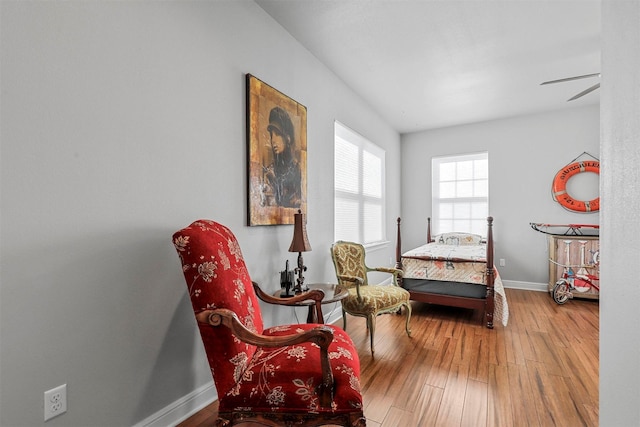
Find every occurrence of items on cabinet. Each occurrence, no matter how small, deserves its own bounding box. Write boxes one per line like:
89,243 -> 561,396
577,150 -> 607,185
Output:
548,235 -> 599,300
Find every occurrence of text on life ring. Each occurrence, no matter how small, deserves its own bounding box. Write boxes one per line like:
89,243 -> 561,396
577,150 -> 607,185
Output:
552,160 -> 600,212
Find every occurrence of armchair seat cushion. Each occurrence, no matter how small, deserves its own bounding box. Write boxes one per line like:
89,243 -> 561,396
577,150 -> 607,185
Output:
219,324 -> 363,414
342,285 -> 410,314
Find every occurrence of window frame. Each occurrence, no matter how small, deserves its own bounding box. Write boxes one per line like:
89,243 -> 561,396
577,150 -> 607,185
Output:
431,151 -> 489,237
334,121 -> 387,247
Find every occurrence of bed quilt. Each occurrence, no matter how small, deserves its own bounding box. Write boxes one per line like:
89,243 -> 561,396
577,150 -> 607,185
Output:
402,243 -> 509,326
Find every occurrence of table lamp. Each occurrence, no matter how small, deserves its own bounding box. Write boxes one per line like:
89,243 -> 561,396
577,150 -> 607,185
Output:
289,209 -> 311,293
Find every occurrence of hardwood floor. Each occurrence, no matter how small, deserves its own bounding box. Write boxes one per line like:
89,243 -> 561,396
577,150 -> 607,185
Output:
178,289 -> 599,427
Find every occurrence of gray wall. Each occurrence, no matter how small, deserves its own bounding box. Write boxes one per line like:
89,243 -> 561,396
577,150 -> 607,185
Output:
0,1 -> 401,426
3,1 -> 638,426
600,1 -> 640,425
401,105 -> 600,286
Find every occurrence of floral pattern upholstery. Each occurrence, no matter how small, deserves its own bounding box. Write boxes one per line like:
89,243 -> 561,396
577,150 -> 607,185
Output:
173,221 -> 363,421
331,241 -> 412,355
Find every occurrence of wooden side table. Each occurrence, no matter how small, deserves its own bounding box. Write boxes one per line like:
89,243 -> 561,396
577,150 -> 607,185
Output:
273,283 -> 348,323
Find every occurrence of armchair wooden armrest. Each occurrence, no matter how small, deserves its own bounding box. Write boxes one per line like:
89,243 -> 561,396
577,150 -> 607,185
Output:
196,308 -> 335,407
337,275 -> 364,300
252,282 -> 326,325
371,267 -> 403,275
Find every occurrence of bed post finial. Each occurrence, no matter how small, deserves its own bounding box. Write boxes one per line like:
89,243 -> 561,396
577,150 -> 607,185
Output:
486,216 -> 494,267
395,217 -> 402,271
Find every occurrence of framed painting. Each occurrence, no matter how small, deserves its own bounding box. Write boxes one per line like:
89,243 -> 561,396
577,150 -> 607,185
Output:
246,74 -> 307,226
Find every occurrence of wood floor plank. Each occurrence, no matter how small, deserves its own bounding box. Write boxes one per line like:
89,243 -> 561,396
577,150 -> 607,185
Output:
504,330 -> 526,366
434,363 -> 469,427
451,323 -> 475,365
528,330 -> 568,377
361,358 -> 405,423
422,317 -> 448,350
575,336 -> 599,375
526,360 -> 570,426
380,406 -> 412,427
406,383 -> 444,426
549,371 -> 593,427
425,336 -> 457,389
462,379 -> 488,427
384,351 -> 419,397
391,346 -> 438,411
580,401 -> 599,427
487,364 -> 513,427
520,330 -> 539,362
507,362 -> 541,427
363,392 -> 394,424
468,330 -> 490,383
556,345 -> 598,406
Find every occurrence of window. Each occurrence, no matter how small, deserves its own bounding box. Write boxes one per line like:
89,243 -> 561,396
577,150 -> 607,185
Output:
432,152 -> 488,236
334,121 -> 386,245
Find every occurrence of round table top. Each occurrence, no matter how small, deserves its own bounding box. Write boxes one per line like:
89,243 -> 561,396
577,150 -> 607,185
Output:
274,283 -> 348,305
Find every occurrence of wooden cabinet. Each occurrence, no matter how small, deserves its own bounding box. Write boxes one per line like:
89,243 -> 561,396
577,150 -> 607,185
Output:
548,235 -> 599,300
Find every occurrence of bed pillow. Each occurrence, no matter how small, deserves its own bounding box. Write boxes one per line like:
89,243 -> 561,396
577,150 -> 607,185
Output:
433,232 -> 483,246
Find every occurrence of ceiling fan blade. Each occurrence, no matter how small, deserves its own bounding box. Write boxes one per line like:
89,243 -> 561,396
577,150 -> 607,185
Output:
541,73 -> 600,85
567,82 -> 601,101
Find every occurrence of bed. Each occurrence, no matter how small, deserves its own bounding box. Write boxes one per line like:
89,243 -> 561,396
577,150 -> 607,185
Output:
395,216 -> 509,328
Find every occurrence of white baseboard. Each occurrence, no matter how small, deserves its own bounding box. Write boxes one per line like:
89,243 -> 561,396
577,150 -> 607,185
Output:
502,279 -> 548,292
134,381 -> 217,427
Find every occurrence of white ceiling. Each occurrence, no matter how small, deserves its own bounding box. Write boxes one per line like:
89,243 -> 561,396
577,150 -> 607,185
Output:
256,0 -> 601,134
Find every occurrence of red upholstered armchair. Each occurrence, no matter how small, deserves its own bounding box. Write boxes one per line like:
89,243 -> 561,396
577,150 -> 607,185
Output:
172,220 -> 365,427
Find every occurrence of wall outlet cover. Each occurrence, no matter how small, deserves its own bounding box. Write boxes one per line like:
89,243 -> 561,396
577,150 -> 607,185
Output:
44,384 -> 67,421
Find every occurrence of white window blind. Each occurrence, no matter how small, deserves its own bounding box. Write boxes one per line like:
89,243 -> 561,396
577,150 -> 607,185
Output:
432,152 -> 488,236
334,121 -> 386,245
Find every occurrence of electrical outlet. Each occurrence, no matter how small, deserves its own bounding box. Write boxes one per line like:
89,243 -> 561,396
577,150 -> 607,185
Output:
499,258 -> 506,267
44,384 -> 67,421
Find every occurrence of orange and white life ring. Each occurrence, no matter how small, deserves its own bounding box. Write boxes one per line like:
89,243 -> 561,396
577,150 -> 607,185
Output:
552,160 -> 600,212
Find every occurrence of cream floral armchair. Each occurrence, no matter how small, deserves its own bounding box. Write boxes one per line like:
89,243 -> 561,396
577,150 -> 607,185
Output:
331,241 -> 412,355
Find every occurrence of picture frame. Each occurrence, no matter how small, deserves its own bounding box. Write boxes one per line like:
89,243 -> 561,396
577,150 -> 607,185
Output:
246,74 -> 307,226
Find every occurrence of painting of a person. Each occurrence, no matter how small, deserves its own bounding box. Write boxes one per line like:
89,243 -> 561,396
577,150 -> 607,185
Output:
264,106 -> 302,208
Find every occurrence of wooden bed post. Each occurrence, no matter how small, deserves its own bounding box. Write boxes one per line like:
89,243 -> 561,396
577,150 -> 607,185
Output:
427,217 -> 432,243
485,216 -> 495,329
395,217 -> 403,271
